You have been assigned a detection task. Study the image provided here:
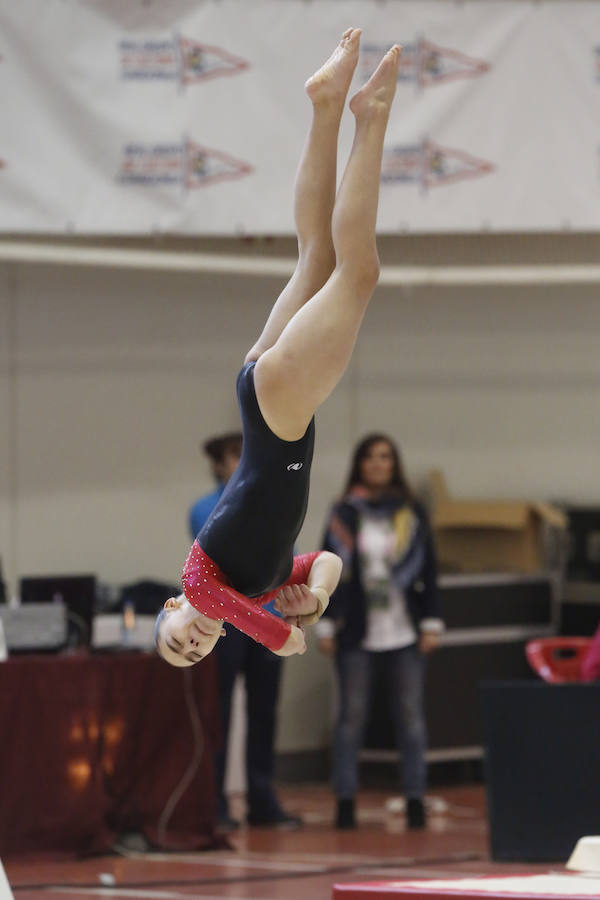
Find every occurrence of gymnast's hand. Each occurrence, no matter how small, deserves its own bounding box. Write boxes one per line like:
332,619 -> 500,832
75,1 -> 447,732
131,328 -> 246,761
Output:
274,623 -> 306,656
274,583 -> 319,622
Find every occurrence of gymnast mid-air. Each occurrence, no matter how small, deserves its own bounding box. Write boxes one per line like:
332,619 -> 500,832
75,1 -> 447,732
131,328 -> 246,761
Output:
155,29 -> 401,666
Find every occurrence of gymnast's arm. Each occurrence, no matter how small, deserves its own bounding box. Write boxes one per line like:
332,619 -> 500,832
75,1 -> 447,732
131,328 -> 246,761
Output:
182,564 -> 305,656
270,551 -> 343,625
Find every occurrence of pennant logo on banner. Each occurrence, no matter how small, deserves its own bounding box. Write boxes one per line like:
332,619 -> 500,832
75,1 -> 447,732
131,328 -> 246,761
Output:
178,39 -> 249,84
382,139 -> 494,190
119,37 -> 249,86
184,141 -> 253,188
118,141 -> 252,189
362,38 -> 489,89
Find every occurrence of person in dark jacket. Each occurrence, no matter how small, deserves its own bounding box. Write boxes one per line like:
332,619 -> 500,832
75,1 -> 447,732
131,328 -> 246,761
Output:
189,431 -> 301,830
317,434 -> 443,830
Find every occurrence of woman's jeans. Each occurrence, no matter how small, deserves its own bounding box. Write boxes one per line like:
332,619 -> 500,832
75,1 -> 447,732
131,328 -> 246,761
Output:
333,643 -> 427,799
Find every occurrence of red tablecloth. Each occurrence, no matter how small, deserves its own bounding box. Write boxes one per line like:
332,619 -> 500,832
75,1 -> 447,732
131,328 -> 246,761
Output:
0,652 -> 222,856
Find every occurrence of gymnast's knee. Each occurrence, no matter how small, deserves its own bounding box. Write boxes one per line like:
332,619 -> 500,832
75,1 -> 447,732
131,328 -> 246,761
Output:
338,253 -> 380,296
244,345 -> 263,365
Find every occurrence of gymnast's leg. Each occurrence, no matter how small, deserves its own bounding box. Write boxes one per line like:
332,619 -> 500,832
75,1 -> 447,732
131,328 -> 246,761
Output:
245,27 -> 361,364
254,44 -> 401,441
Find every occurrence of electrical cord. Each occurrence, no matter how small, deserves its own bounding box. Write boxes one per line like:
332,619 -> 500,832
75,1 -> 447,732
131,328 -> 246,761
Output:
155,666 -> 205,847
65,609 -> 90,646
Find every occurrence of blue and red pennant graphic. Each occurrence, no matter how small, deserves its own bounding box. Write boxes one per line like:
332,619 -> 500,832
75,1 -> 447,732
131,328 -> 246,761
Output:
119,36 -> 249,86
119,140 -> 252,189
362,37 -> 489,89
382,139 -> 494,190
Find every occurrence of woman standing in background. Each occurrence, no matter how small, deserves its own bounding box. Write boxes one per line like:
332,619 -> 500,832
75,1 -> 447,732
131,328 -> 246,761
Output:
318,434 -> 443,830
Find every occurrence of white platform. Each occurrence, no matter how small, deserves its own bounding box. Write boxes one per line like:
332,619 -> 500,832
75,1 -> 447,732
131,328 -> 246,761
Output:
334,873 -> 600,899
567,836 -> 600,874
0,859 -> 14,900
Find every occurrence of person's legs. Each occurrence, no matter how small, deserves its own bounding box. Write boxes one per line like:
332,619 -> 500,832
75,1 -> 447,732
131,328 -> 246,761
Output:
332,647 -> 372,827
388,644 -> 428,827
214,628 -> 248,827
244,640 -> 287,823
245,27 -> 361,364
254,44 -> 401,441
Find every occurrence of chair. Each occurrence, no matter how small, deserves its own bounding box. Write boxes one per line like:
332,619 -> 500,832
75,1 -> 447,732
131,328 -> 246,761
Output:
525,636 -> 592,683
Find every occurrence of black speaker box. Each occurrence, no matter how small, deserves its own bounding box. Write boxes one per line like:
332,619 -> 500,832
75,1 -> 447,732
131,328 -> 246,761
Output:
481,681 -> 600,862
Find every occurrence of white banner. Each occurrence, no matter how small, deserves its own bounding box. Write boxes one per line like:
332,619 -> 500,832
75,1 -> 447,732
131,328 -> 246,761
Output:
0,1 -> 599,234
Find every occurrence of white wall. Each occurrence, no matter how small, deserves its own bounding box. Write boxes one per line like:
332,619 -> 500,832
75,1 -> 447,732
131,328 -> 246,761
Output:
354,281 -> 600,501
1,242 -> 599,752
0,265 -> 13,595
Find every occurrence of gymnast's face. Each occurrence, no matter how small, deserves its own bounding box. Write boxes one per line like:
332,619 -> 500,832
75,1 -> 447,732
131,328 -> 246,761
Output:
156,594 -> 224,666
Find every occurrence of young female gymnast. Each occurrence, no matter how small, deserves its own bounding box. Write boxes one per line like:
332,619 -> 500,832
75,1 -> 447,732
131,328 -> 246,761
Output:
155,28 -> 402,666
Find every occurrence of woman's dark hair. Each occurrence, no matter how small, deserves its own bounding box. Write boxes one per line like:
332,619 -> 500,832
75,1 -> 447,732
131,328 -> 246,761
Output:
202,431 -> 243,464
342,432 -> 415,501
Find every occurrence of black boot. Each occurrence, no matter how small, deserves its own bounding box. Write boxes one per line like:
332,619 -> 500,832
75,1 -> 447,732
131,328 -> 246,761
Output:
336,796 -> 356,829
407,797 -> 426,829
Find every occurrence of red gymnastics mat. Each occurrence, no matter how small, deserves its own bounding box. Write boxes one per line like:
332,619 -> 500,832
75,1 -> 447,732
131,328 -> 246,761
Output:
332,873 -> 600,900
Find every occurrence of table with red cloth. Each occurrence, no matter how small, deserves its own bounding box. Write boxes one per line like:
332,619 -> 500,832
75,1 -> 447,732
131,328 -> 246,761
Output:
0,652 -> 223,856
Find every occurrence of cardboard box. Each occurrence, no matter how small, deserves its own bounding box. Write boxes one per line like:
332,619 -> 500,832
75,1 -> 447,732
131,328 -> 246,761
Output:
429,470 -> 567,574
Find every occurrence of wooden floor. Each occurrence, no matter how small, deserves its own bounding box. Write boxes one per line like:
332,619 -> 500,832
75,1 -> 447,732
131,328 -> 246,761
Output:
3,783 -> 552,900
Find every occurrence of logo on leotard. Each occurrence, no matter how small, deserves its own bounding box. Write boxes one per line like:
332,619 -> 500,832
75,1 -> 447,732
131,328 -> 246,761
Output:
287,463 -> 303,471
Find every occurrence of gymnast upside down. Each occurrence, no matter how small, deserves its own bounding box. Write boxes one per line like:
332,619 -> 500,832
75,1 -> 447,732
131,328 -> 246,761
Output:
155,29 -> 401,666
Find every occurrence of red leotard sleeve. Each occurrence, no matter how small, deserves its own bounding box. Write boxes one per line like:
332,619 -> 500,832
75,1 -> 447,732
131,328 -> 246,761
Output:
255,552 -> 321,606
181,541 -> 292,652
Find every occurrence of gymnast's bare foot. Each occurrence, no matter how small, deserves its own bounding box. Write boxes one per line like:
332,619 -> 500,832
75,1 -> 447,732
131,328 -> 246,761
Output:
349,44 -> 401,119
305,27 -> 361,105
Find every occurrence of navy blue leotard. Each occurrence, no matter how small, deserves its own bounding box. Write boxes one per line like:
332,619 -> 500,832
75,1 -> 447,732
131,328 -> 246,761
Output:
197,361 -> 315,598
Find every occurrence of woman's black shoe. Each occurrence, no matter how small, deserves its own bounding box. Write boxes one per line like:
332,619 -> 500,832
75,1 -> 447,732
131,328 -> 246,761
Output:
336,797 -> 356,829
247,808 -> 302,829
407,797 -> 426,829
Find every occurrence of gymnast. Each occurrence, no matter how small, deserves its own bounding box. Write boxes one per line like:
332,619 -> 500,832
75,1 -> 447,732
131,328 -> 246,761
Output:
155,29 -> 401,666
